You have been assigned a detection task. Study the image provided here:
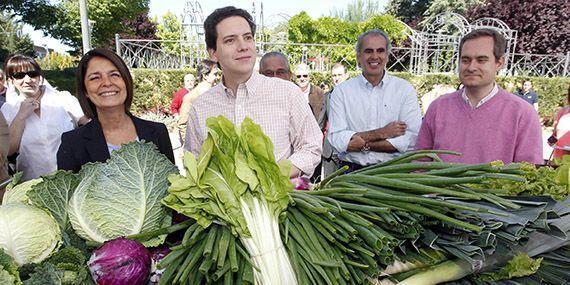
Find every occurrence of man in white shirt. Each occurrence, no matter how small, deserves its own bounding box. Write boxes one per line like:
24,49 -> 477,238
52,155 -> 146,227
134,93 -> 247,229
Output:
328,29 -> 422,171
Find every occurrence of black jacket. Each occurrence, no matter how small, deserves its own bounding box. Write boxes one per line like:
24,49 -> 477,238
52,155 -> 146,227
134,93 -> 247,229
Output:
57,116 -> 175,173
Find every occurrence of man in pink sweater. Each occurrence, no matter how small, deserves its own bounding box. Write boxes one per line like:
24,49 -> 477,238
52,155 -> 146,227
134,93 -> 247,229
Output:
416,28 -> 543,164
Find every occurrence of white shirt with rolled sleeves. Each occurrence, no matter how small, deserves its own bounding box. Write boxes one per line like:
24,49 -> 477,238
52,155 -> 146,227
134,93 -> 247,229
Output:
184,72 -> 322,176
327,73 -> 422,166
0,86 -> 84,180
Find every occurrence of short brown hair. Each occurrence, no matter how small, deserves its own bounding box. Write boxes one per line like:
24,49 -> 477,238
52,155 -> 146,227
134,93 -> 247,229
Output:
76,48 -> 133,119
3,54 -> 43,79
459,28 -> 506,61
204,6 -> 256,51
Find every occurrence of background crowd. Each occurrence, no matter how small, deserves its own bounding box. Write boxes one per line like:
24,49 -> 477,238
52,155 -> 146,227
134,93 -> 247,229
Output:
1,6 -> 569,204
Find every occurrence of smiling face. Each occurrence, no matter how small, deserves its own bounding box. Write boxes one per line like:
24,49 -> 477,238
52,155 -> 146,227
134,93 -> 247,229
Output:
459,36 -> 504,90
357,34 -> 388,83
84,56 -> 127,112
207,16 -> 256,80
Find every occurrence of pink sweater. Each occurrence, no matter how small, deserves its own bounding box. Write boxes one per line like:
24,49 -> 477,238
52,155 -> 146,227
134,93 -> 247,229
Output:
416,89 -> 543,164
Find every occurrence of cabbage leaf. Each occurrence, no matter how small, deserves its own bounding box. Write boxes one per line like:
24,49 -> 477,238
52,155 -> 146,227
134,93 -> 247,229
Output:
69,142 -> 177,247
0,204 -> 61,266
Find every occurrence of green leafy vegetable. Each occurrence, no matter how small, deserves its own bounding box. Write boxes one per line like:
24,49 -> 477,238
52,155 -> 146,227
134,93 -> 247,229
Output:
68,141 -> 177,247
2,177 -> 43,205
0,204 -> 62,266
479,252 -> 542,281
0,249 -> 21,285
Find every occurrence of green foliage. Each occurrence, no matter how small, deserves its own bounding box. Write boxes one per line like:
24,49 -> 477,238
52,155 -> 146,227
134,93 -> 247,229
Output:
131,69 -> 194,114
6,0 -> 150,52
478,253 -> 542,281
385,0 -> 431,27
37,52 -> 78,71
329,0 -> 383,22
0,13 -> 35,63
155,11 -> 182,55
286,12 -> 408,66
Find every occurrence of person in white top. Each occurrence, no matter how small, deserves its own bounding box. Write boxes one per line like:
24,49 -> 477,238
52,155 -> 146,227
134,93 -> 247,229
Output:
328,29 -> 422,171
0,54 -> 89,180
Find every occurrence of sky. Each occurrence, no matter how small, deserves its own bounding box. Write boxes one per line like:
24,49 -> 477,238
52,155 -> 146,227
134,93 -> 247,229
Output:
25,0 -> 388,53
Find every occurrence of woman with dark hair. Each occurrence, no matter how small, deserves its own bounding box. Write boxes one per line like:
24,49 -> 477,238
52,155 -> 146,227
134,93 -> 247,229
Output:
57,48 -> 174,172
0,54 -> 88,180
549,85 -> 570,159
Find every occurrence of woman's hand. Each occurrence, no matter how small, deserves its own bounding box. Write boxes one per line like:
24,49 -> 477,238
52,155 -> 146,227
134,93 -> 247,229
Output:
15,98 -> 40,121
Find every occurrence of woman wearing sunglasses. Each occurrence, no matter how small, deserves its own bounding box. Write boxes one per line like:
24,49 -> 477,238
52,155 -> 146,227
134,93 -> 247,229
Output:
0,54 -> 89,181
57,48 -> 174,173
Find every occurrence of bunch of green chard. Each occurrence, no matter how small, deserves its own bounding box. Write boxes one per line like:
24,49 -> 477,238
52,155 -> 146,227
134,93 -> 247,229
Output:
161,116 -> 296,284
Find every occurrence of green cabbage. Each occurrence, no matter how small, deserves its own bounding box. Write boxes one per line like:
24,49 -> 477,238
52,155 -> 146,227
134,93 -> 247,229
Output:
0,204 -> 61,266
68,141 -> 177,247
1,176 -> 43,205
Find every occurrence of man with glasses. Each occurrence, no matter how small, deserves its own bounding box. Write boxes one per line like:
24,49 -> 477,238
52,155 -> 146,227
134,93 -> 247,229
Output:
259,51 -> 292,81
294,63 -> 324,121
328,29 -> 422,172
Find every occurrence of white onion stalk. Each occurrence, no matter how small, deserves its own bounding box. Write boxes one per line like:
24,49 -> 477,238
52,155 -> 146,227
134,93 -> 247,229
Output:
240,196 -> 297,285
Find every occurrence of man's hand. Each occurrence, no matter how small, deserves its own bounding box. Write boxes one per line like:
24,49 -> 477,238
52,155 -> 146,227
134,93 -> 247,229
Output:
378,121 -> 407,139
347,134 -> 367,152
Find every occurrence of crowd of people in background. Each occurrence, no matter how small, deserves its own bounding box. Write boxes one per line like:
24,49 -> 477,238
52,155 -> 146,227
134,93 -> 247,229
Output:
1,5 -> 569,202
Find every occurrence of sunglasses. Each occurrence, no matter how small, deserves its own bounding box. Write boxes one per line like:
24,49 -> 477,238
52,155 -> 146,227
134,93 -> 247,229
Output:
296,74 -> 309,79
11,71 -> 41,80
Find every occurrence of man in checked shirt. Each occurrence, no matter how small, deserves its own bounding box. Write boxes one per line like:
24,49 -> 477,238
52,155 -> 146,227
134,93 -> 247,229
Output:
184,6 -> 322,178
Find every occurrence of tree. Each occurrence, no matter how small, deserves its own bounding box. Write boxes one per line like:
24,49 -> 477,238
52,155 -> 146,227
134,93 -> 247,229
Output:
467,0 -> 569,54
385,0 -> 431,27
0,13 -> 35,63
329,0 -> 383,22
155,12 -> 181,55
2,0 -> 151,52
385,0 -> 480,27
119,13 -> 157,40
287,12 -> 408,66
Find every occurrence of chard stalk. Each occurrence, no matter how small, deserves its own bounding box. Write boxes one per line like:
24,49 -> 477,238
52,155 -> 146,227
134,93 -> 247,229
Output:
239,196 -> 297,285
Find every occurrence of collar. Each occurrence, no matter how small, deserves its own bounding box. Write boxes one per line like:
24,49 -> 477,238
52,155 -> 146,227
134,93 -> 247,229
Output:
461,83 -> 499,108
358,72 -> 388,88
220,72 -> 260,98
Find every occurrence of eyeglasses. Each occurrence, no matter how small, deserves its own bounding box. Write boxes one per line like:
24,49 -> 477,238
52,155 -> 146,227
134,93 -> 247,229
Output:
296,74 -> 309,79
11,71 -> 41,80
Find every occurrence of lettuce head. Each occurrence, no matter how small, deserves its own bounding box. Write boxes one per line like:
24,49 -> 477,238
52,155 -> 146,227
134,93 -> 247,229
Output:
0,204 -> 62,266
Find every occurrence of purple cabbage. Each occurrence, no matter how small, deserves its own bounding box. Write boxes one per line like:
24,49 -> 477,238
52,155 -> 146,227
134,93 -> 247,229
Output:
88,237 -> 151,285
291,177 -> 311,190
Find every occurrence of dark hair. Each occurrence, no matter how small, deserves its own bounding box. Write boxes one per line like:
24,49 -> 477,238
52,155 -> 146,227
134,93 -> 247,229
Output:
204,6 -> 256,51
459,28 -> 506,61
197,59 -> 217,81
76,48 -> 133,119
3,54 -> 43,79
356,29 -> 391,55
